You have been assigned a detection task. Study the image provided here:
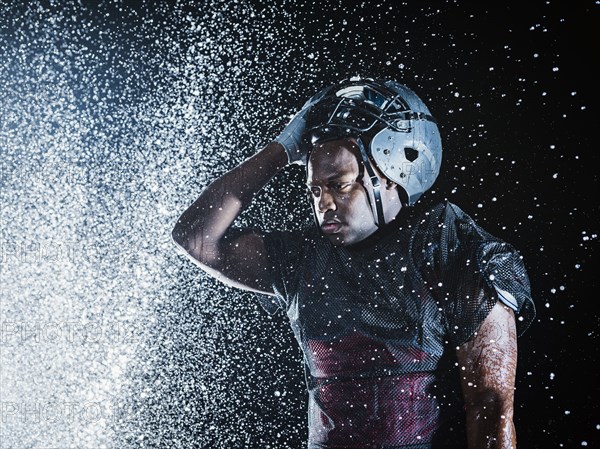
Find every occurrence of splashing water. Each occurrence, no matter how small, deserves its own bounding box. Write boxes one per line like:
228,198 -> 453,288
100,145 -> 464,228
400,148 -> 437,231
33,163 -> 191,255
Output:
0,1 -> 314,447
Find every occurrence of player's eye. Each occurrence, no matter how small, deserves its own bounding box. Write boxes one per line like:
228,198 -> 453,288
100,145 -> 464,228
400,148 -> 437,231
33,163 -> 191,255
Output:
308,187 -> 321,197
332,182 -> 351,192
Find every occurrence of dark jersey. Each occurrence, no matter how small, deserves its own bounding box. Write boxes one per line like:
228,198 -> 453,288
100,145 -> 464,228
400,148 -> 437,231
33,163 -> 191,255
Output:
255,201 -> 535,449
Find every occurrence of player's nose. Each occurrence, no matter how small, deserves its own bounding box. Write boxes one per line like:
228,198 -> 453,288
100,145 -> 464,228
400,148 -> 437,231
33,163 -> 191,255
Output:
317,190 -> 336,213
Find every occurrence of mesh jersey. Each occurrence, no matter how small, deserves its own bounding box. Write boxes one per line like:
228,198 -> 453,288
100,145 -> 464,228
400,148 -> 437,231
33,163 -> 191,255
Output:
255,201 -> 535,449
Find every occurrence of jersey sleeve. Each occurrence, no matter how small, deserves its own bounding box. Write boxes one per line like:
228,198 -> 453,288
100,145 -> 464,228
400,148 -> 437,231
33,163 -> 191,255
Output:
415,202 -> 536,346
253,227 -> 312,314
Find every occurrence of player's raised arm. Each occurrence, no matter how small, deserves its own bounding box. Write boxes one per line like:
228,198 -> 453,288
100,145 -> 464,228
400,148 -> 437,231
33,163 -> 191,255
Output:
171,105 -> 311,295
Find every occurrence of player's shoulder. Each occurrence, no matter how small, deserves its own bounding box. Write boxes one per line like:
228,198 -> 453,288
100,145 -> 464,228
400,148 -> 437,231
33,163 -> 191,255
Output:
262,223 -> 319,241
260,222 -> 322,256
405,199 -> 483,253
407,199 -> 462,227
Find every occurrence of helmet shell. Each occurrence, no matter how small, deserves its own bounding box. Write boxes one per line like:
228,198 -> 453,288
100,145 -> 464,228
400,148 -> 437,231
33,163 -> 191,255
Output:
306,77 -> 442,205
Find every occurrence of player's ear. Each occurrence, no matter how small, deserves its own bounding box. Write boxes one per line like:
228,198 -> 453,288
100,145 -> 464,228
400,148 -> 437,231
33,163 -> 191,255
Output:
384,178 -> 397,191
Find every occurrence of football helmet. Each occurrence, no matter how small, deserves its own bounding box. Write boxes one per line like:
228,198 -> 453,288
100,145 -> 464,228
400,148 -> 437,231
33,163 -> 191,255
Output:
305,77 -> 442,210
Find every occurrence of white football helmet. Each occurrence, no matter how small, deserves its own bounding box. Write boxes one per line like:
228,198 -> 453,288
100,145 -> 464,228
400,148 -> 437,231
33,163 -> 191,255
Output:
305,77 -> 442,208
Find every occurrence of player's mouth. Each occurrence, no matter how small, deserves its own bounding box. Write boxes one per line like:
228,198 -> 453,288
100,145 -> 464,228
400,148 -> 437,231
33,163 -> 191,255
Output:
321,220 -> 342,234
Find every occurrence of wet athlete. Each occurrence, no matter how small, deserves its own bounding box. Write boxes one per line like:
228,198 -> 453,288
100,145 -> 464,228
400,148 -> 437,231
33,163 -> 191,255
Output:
172,77 -> 535,449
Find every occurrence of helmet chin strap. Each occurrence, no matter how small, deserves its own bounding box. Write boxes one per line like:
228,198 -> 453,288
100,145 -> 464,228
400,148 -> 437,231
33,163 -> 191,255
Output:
355,137 -> 386,228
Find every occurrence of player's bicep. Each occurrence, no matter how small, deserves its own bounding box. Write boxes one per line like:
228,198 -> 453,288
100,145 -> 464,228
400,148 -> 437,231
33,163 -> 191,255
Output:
217,229 -> 274,295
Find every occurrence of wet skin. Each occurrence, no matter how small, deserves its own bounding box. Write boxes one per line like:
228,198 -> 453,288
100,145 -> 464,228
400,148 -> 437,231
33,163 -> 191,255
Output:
306,138 -> 402,246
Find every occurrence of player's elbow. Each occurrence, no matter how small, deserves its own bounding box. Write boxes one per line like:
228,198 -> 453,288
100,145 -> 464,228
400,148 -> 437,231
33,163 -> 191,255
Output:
171,223 -> 221,267
171,221 -> 185,245
171,222 -> 189,250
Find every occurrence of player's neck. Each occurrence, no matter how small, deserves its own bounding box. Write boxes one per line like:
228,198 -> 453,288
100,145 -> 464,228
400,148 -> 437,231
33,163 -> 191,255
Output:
346,210 -> 406,252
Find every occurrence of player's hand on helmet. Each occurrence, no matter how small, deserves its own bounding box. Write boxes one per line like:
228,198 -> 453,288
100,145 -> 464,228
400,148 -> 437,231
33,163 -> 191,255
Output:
274,105 -> 312,165
275,87 -> 332,165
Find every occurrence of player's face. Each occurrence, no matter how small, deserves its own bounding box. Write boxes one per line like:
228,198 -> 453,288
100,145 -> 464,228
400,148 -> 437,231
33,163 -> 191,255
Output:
307,138 -> 378,246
